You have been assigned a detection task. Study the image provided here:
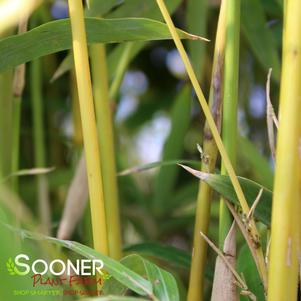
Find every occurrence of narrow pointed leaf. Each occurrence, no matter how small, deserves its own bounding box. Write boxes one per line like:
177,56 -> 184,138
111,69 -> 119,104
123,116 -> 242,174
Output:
118,159 -> 200,176
181,165 -> 272,226
0,18 -> 206,72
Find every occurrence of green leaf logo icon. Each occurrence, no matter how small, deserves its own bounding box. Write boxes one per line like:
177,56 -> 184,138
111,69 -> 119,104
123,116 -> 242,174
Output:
6,258 -> 23,276
6,258 -> 16,275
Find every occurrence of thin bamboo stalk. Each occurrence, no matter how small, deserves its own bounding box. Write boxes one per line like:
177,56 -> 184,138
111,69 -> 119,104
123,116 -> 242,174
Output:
67,0 -> 109,255
30,58 -> 51,235
155,0 -> 267,286
187,1 -> 226,300
109,42 -> 134,100
219,0 -> 240,248
11,17 -> 28,193
267,1 -> 301,299
90,43 -> 122,259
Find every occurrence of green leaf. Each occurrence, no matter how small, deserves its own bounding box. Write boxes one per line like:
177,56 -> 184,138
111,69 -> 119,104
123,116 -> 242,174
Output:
143,259 -> 179,301
104,254 -> 180,301
153,86 -> 192,216
237,244 -> 265,301
181,165 -> 272,226
124,242 -> 191,270
103,254 -> 149,296
241,0 -> 281,81
0,18 -> 203,72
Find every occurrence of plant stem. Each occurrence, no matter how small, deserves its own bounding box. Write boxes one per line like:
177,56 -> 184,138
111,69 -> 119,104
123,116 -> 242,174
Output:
109,42 -> 134,100
30,58 -> 51,235
219,0 -> 240,248
67,0 -> 109,255
187,1 -> 226,300
90,43 -> 122,259
155,0 -> 267,288
11,17 -> 28,193
267,1 -> 301,300
11,96 -> 21,191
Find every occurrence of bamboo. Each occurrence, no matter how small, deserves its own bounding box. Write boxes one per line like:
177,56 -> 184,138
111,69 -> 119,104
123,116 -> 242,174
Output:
67,0 -> 109,255
11,17 -> 28,192
219,0 -> 240,248
267,1 -> 301,300
187,1 -> 226,300
90,43 -> 122,259
155,0 -> 267,286
30,58 -> 51,235
109,42 -> 134,100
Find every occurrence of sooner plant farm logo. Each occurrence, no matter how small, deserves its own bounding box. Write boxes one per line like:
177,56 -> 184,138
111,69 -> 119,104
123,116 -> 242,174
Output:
5,254 -> 110,292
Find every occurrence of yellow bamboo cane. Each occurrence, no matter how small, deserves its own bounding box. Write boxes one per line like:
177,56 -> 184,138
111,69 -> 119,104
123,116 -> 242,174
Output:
67,0 -> 108,255
267,1 -> 301,300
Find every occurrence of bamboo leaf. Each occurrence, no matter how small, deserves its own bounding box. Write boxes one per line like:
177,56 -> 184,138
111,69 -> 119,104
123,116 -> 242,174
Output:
104,254 -> 180,301
118,159 -> 200,176
103,254 -> 149,296
181,165 -> 272,226
0,18 -> 206,72
143,258 -> 179,301
241,0 -> 281,81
